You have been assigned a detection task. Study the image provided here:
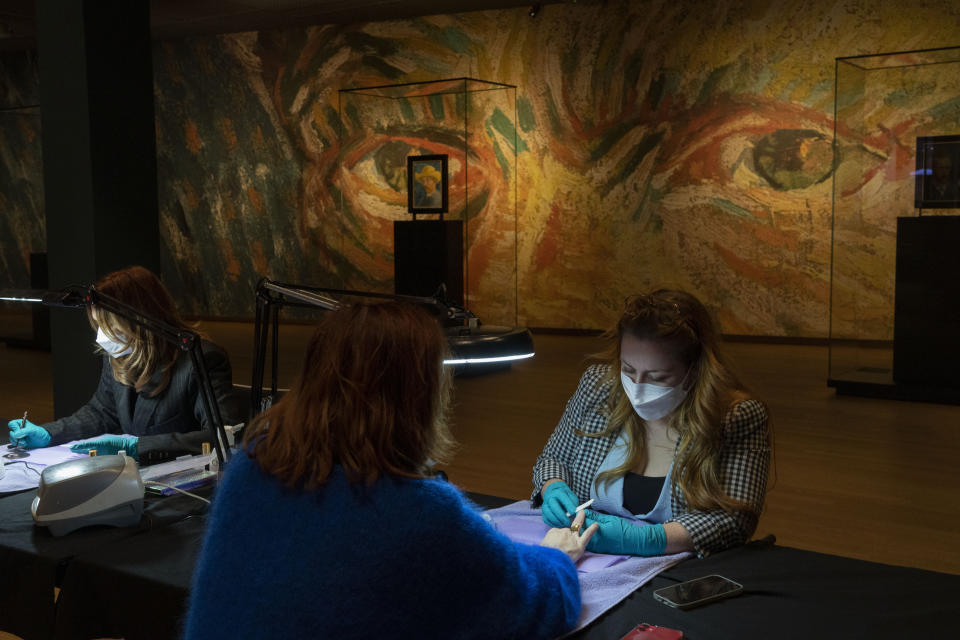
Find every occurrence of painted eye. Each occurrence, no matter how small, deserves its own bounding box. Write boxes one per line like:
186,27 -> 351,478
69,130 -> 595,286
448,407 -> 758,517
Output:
753,129 -> 835,191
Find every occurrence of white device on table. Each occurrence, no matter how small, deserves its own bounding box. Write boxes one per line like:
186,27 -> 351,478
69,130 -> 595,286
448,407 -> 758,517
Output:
653,574 -> 743,610
31,455 -> 144,536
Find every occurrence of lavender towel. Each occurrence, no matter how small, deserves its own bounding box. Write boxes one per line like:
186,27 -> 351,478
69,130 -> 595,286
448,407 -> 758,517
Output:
482,500 -> 691,635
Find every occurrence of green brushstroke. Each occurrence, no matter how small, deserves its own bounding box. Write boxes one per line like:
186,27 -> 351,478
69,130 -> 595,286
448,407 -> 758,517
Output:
696,64 -> 730,105
603,130 -> 663,191
413,22 -> 473,54
398,98 -> 415,121
592,26 -> 629,102
465,189 -> 490,221
710,197 -> 754,220
438,26 -> 472,54
625,52 -> 644,96
590,120 -> 637,162
647,73 -> 666,110
344,31 -> 400,57
488,108 -> 527,154
929,95 -> 960,121
326,103 -> 350,133
429,95 -> 445,119
517,96 -> 536,132
545,89 -> 564,135
775,313 -> 801,337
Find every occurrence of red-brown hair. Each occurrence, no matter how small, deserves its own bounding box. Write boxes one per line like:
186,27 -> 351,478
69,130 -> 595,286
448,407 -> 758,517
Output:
244,301 -> 455,490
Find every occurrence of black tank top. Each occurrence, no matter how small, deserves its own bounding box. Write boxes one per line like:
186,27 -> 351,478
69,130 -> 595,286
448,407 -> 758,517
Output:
622,472 -> 666,516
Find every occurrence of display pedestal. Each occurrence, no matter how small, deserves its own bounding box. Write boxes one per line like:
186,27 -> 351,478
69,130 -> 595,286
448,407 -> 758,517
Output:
393,220 -> 463,304
829,215 -> 960,404
894,216 -> 960,388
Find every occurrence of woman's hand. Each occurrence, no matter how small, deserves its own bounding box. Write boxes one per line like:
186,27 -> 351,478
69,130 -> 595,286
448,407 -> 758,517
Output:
7,419 -> 50,449
582,510 -> 666,556
540,509 -> 599,563
540,479 -> 580,528
69,434 -> 139,459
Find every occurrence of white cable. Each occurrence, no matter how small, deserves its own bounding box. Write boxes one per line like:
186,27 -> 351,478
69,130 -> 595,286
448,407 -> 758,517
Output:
143,481 -> 211,505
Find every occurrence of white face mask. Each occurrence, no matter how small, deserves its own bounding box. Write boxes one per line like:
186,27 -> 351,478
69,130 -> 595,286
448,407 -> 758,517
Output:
620,370 -> 690,421
96,327 -> 133,358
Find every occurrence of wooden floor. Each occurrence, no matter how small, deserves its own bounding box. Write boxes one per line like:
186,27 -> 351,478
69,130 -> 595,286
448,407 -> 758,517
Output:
2,315 -> 959,576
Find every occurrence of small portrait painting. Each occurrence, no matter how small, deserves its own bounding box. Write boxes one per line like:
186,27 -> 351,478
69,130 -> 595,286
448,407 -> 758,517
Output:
408,154 -> 449,215
915,135 -> 960,209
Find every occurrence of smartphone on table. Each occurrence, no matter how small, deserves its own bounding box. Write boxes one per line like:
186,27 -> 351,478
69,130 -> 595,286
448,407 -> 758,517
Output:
653,574 -> 743,610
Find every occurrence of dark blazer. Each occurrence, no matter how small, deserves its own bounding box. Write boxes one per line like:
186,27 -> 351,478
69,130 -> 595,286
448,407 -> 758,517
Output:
43,341 -> 244,465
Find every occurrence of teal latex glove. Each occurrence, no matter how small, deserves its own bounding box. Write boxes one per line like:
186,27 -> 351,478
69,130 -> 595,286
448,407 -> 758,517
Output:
583,510 -> 667,556
7,419 -> 51,449
70,434 -> 139,459
541,480 -> 580,528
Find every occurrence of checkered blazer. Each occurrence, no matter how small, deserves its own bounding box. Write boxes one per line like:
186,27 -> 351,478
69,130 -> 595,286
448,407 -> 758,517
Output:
531,364 -> 770,557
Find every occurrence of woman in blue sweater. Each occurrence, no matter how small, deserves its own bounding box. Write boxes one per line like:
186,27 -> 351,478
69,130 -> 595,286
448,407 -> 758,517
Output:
185,301 -> 596,640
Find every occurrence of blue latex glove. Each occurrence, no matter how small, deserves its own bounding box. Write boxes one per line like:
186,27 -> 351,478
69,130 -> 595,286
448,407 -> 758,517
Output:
541,480 -> 580,528
70,434 -> 139,459
583,510 -> 667,556
7,419 -> 51,449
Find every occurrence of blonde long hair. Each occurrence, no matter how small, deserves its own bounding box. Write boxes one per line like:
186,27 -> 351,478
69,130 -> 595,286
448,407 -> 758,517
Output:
87,266 -> 196,396
587,290 -> 759,513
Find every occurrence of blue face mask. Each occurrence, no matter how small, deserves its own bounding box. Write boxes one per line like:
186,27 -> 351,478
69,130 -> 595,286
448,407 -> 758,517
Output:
96,327 -> 132,358
620,370 -> 690,420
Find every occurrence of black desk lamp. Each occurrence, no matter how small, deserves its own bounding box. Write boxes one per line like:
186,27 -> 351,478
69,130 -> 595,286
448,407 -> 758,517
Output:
249,278 -> 535,419
36,286 -> 231,465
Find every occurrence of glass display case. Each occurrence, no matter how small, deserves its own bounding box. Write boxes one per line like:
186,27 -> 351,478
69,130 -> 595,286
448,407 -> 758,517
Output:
829,46 -> 960,400
337,78 -> 519,327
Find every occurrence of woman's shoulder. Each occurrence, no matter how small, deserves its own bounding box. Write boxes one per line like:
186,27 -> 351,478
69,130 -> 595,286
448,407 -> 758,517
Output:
576,363 -> 615,396
199,339 -> 229,359
414,475 -> 475,511
721,396 -> 769,441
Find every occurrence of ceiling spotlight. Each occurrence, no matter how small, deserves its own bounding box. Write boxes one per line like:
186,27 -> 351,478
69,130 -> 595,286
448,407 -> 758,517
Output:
529,4 -> 541,18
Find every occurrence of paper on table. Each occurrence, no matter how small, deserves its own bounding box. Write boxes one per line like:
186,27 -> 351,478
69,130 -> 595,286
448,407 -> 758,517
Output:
481,500 -> 691,634
1,442 -> 97,493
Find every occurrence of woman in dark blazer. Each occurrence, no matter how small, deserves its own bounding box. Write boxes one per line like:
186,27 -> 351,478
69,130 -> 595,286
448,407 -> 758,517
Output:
6,266 -> 243,465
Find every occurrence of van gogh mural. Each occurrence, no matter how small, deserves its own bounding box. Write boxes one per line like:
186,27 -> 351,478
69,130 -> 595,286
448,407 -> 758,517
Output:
4,0 -> 960,336
0,50 -> 43,291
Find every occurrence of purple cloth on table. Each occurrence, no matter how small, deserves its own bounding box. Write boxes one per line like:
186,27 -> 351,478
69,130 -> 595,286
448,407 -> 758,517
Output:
482,500 -> 692,635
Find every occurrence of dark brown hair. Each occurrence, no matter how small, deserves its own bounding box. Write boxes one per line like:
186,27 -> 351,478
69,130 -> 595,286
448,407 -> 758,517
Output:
244,301 -> 455,490
88,265 -> 195,396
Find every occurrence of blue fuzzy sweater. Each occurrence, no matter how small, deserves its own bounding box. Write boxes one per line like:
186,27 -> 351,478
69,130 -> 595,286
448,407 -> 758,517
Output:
183,452 -> 581,639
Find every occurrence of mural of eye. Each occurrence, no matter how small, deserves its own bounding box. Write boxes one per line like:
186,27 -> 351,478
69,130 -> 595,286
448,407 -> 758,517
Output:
312,126 -> 496,297
753,129 -> 835,191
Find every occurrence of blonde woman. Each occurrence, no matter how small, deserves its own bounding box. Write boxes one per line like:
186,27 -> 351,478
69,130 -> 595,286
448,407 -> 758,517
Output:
6,266 -> 243,465
532,289 -> 771,557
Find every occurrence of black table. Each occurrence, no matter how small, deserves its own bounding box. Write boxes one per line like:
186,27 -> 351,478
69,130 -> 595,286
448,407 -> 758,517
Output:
570,538 -> 960,639
0,487 -> 209,640
2,490 -> 959,639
